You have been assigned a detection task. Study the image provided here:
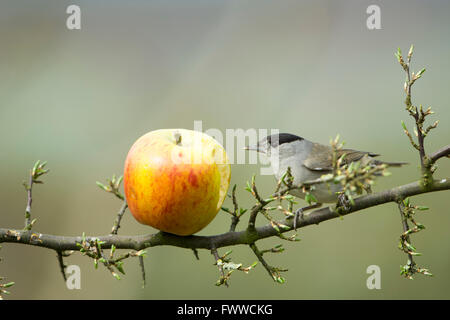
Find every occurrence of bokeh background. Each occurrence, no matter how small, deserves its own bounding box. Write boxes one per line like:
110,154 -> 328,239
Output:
1,0 -> 449,299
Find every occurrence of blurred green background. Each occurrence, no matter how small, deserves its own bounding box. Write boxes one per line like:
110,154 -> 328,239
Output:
1,0 -> 449,299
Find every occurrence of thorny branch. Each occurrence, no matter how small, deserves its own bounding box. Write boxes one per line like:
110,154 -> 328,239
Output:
96,174 -> 129,235
111,202 -> 128,235
0,245 -> 15,299
211,248 -> 257,287
397,198 -> 432,279
250,243 -> 287,284
395,45 -> 448,278
76,233 -> 146,281
222,185 -> 247,233
23,160 -> 49,230
56,250 -> 68,282
211,248 -> 228,287
1,176 -> 449,287
430,144 -> 450,163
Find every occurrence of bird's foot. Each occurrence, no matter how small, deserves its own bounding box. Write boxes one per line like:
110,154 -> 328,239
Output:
337,193 -> 352,212
293,208 -> 304,231
292,203 -> 322,230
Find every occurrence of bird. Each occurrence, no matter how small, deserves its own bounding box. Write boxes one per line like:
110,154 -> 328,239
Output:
244,133 -> 407,229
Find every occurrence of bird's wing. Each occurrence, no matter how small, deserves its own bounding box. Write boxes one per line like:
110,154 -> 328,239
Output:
303,143 -> 379,172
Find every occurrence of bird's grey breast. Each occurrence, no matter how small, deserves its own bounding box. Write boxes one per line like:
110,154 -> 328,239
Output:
271,139 -> 320,184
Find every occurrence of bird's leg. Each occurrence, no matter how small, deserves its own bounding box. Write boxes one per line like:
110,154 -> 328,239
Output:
293,203 -> 322,230
363,184 -> 372,195
337,193 -> 352,212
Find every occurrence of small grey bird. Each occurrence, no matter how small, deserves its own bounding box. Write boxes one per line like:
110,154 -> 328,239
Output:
245,133 -> 407,228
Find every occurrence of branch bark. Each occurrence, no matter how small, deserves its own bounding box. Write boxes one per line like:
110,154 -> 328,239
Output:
1,178 -> 449,252
430,144 -> 450,163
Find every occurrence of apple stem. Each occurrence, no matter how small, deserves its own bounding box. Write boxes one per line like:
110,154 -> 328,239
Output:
174,132 -> 182,145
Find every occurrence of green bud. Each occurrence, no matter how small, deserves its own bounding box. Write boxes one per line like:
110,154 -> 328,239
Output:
403,197 -> 410,206
275,276 -> 286,284
401,120 -> 407,130
136,250 -> 147,257
407,45 -> 414,59
415,223 -> 425,230
2,282 -> 15,288
224,250 -> 233,257
270,222 -> 280,233
405,242 -> 416,252
221,207 -> 231,213
112,272 -> 121,280
415,68 -> 426,78
96,181 -> 109,191
115,261 -> 125,274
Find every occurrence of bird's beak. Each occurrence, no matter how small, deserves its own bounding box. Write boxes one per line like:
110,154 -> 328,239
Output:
243,145 -> 258,152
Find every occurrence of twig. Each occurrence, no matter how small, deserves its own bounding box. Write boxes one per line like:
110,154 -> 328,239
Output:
56,250 -> 67,282
430,144 -> 450,163
191,248 -> 200,260
249,243 -> 286,283
397,47 -> 424,159
401,121 -> 420,151
0,245 -> 15,298
247,202 -> 267,231
222,185 -> 248,232
24,173 -> 33,229
249,243 -> 272,279
23,160 -> 48,230
111,202 -> 128,235
247,176 -> 276,230
96,175 -> 125,201
397,201 -> 415,274
211,248 -> 228,287
394,46 -> 441,279
229,185 -> 240,232
139,256 -> 146,288
396,46 -> 438,184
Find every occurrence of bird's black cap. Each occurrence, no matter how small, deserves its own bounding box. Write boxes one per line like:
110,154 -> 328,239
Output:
266,133 -> 304,147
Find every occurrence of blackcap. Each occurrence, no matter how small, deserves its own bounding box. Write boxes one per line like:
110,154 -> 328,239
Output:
245,133 -> 407,228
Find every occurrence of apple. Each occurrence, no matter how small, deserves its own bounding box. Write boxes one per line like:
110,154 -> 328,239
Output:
123,129 -> 231,236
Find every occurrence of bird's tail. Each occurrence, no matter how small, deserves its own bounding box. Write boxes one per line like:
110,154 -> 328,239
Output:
372,160 -> 408,167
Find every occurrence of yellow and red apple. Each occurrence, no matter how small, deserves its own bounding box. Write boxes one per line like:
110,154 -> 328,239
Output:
123,129 -> 230,236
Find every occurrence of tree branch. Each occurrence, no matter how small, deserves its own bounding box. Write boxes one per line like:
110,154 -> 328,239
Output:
2,178 -> 449,252
111,202 -> 128,235
249,243 -> 287,283
56,250 -> 67,282
138,256 -> 146,288
24,173 -> 33,229
211,248 -> 229,287
397,201 -> 415,272
23,160 -> 49,230
430,144 -> 450,163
